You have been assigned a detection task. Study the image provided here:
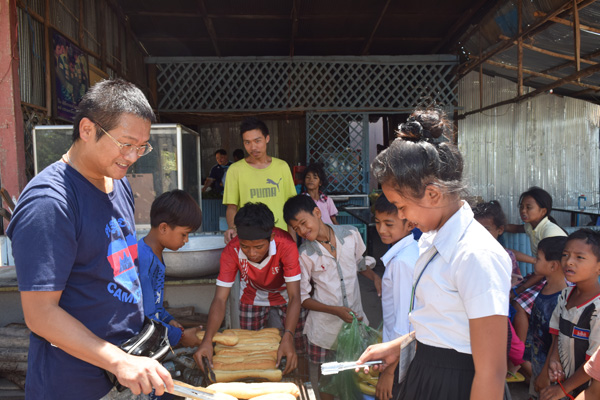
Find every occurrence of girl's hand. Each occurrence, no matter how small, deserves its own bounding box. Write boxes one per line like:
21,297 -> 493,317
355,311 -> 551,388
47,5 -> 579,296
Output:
336,307 -> 361,323
547,359 -> 565,383
540,384 -> 565,400
355,340 -> 400,373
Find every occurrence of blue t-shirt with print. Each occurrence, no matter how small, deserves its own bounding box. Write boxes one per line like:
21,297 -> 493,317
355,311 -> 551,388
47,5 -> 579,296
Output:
524,285 -> 561,378
7,161 -> 144,400
138,238 -> 183,346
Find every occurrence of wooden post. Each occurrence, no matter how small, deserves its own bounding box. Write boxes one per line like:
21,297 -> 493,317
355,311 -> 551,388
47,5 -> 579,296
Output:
479,28 -> 483,108
0,0 -> 27,196
573,0 -> 581,82
517,0 -> 523,96
45,0 -> 52,117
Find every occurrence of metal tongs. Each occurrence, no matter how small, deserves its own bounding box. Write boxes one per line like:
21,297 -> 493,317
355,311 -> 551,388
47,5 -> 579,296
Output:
167,381 -> 217,400
321,360 -> 383,375
170,383 -> 216,399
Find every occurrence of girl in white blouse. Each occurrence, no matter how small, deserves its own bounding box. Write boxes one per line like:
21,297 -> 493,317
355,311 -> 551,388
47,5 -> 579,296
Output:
357,108 -> 511,400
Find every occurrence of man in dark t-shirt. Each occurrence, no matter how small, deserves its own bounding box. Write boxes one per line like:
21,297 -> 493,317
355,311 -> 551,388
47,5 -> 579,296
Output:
7,79 -> 174,400
202,149 -> 231,194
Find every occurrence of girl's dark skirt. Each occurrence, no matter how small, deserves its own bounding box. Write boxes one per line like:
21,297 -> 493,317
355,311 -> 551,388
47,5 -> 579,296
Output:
397,341 -> 475,400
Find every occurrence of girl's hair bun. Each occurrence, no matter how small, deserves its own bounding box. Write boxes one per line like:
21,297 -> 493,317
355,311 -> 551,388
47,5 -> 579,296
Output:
397,108 -> 449,143
397,120 -> 423,142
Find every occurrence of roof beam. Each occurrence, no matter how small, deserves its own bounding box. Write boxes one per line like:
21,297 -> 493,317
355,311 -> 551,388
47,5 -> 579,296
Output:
499,35 -> 596,65
526,47 -> 600,81
138,36 -> 442,43
457,0 -> 597,78
485,60 -> 600,90
361,0 -> 391,55
534,11 -> 600,34
459,61 -> 600,119
289,0 -> 300,57
197,0 -> 221,57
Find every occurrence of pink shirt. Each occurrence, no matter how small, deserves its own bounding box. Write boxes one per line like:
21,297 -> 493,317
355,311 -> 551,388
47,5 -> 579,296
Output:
303,192 -> 338,224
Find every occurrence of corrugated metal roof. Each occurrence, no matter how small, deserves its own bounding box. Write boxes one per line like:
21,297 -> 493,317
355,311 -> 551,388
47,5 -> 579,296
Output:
459,0 -> 600,104
117,0 -> 494,57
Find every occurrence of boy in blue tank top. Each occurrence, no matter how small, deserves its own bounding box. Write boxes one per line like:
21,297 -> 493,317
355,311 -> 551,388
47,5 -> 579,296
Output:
138,190 -> 203,348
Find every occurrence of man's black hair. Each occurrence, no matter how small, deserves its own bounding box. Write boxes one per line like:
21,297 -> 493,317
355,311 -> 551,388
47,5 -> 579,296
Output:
215,149 -> 227,156
240,117 -> 269,138
233,148 -> 244,161
373,194 -> 397,215
73,78 -> 156,143
234,202 -> 275,232
567,228 -> 600,260
537,236 -> 568,262
150,190 -> 202,231
283,195 -> 317,225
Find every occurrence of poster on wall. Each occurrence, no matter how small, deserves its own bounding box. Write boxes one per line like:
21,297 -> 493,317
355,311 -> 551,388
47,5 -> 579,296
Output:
52,30 -> 90,121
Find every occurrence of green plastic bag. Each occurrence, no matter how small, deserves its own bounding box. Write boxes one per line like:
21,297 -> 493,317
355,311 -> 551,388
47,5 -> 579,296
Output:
320,314 -> 382,399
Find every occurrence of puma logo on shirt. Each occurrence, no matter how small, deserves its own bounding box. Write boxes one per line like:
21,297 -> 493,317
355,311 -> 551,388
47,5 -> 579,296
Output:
250,178 -> 283,199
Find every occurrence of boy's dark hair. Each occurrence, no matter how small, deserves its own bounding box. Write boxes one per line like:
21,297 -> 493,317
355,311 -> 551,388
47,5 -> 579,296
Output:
566,229 -> 600,260
473,200 -> 507,228
240,117 -> 269,138
537,236 -> 568,262
73,78 -> 156,143
303,163 -> 328,190
234,202 -> 275,235
374,194 -> 397,215
233,148 -> 244,161
150,190 -> 202,230
283,195 -> 317,224
215,149 -> 227,156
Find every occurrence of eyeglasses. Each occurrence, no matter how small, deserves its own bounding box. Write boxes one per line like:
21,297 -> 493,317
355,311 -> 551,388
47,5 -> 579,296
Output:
95,123 -> 153,157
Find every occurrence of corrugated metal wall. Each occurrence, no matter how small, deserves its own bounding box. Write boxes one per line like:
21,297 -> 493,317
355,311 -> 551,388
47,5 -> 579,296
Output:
458,71 -> 600,226
18,5 -> 45,107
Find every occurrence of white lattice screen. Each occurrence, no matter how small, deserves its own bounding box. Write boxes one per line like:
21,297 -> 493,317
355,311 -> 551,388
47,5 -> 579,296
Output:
148,56 -> 458,112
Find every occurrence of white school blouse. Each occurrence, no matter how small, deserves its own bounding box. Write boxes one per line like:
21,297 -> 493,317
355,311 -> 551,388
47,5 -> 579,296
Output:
409,202 -> 511,354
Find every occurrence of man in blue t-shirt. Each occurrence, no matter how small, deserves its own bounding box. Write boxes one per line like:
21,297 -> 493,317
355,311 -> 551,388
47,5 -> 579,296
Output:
202,149 -> 231,194
7,79 -> 174,400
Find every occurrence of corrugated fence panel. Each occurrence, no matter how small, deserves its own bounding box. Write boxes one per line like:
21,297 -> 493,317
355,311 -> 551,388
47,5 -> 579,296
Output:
51,0 -> 79,42
17,7 -> 45,107
458,72 -> 600,227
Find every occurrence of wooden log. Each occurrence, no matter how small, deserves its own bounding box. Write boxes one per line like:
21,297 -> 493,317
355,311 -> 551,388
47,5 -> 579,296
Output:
0,372 -> 26,390
3,323 -> 28,329
0,348 -> 28,362
177,314 -> 208,328
165,306 -> 195,318
0,336 -> 29,348
0,361 -> 27,374
0,326 -> 31,337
